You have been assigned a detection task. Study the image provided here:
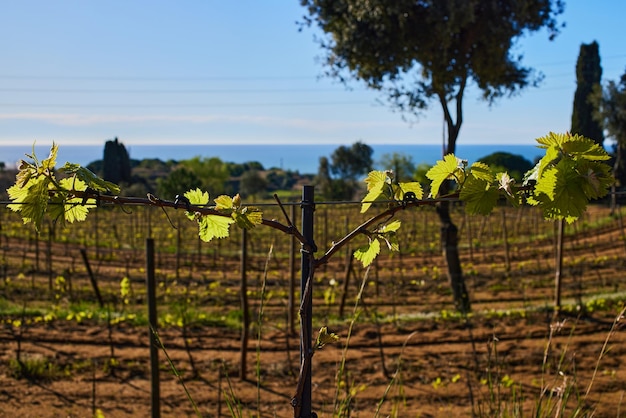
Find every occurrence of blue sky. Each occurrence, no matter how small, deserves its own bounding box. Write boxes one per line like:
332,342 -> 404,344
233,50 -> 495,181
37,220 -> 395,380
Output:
0,1 -> 625,148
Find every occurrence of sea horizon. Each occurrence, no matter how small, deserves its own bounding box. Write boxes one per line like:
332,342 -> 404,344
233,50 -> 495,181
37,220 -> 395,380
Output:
1,143 -> 545,175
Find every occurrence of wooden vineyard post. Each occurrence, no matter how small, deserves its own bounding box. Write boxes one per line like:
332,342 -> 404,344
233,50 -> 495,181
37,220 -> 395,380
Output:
175,218 -> 181,281
240,228 -> 250,381
47,220 -> 53,290
554,219 -> 564,313
298,185 -> 315,418
146,238 -> 160,418
501,208 -> 511,273
80,249 -> 104,308
289,204 -> 297,336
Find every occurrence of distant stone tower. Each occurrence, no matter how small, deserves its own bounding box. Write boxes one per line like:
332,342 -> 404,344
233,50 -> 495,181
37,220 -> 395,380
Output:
103,137 -> 131,184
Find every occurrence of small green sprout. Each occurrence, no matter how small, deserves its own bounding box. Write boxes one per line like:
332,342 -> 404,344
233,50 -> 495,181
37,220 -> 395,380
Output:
314,326 -> 339,350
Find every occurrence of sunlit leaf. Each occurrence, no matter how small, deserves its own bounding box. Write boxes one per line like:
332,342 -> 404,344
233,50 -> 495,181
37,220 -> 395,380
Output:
214,194 -> 234,210
460,176 -> 499,216
61,163 -> 120,194
315,326 -> 339,350
398,181 -> 424,200
233,208 -> 263,229
40,143 -> 58,172
58,178 -> 95,223
184,188 -> 209,205
426,154 -> 464,197
7,176 -> 51,231
534,161 -> 589,222
562,135 -> 610,161
361,171 -> 389,213
380,219 -> 401,233
15,160 -> 35,188
534,167 -> 558,201
184,188 -> 209,220
197,214 -> 234,241
468,162 -> 494,182
364,170 -> 389,191
354,238 -> 381,267
535,131 -> 563,149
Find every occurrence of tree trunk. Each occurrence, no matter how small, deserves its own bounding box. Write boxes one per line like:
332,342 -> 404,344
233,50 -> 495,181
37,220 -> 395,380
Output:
437,82 -> 471,313
436,199 -> 470,313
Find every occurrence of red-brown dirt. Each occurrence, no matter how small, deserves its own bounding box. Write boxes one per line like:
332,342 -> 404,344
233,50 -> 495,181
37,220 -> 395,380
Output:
1,205 -> 626,417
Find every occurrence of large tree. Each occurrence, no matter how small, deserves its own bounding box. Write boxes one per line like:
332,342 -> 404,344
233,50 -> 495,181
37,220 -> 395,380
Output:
571,41 -> 604,146
102,137 -> 131,185
592,68 -> 626,204
315,142 -> 374,200
330,141 -> 373,180
301,0 -> 564,313
179,156 -> 231,196
378,152 -> 416,183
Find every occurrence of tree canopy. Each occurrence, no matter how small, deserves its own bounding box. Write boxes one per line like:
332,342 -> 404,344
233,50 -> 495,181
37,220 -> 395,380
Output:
571,41 -> 604,146
378,152 -> 416,183
330,141 -> 373,180
301,0 -> 563,153
179,156 -> 231,196
102,137 -> 131,184
477,151 -> 533,181
592,68 -> 626,188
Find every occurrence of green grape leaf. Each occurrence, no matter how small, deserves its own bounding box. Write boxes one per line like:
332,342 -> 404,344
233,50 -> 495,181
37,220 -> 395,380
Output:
535,131 -> 562,149
577,160 -> 613,199
380,219 -> 402,233
6,182 -> 31,207
185,188 -> 209,206
364,170 -> 389,191
562,135 -> 610,161
15,160 -> 36,188
184,188 -> 209,220
360,188 -> 387,213
361,171 -> 390,213
537,146 -> 560,178
40,143 -> 58,173
61,163 -> 120,194
535,161 -> 589,222
398,181 -> 424,200
460,176 -> 499,216
426,154 -> 464,197
214,194 -> 235,210
233,207 -> 263,229
56,178 -> 95,224
197,214 -> 235,242
468,162 -> 494,182
534,166 -> 558,201
7,176 -> 51,231
354,238 -> 381,267
315,326 -> 339,350
63,201 -> 91,224
48,193 -> 87,223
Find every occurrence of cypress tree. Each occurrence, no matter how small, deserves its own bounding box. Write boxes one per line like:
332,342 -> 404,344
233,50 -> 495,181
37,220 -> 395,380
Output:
103,137 -> 131,184
571,41 -> 604,146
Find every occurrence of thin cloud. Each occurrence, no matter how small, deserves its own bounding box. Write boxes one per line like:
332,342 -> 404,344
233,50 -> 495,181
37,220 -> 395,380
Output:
0,112 -> 410,132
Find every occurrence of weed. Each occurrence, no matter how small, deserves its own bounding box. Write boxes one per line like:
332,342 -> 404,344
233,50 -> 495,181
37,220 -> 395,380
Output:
9,355 -> 62,382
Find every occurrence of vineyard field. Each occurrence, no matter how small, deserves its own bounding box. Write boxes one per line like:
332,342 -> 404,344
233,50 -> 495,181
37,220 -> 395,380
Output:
1,203 -> 626,417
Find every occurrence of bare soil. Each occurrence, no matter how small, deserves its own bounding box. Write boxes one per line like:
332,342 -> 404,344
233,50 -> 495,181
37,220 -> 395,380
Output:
1,206 -> 626,417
